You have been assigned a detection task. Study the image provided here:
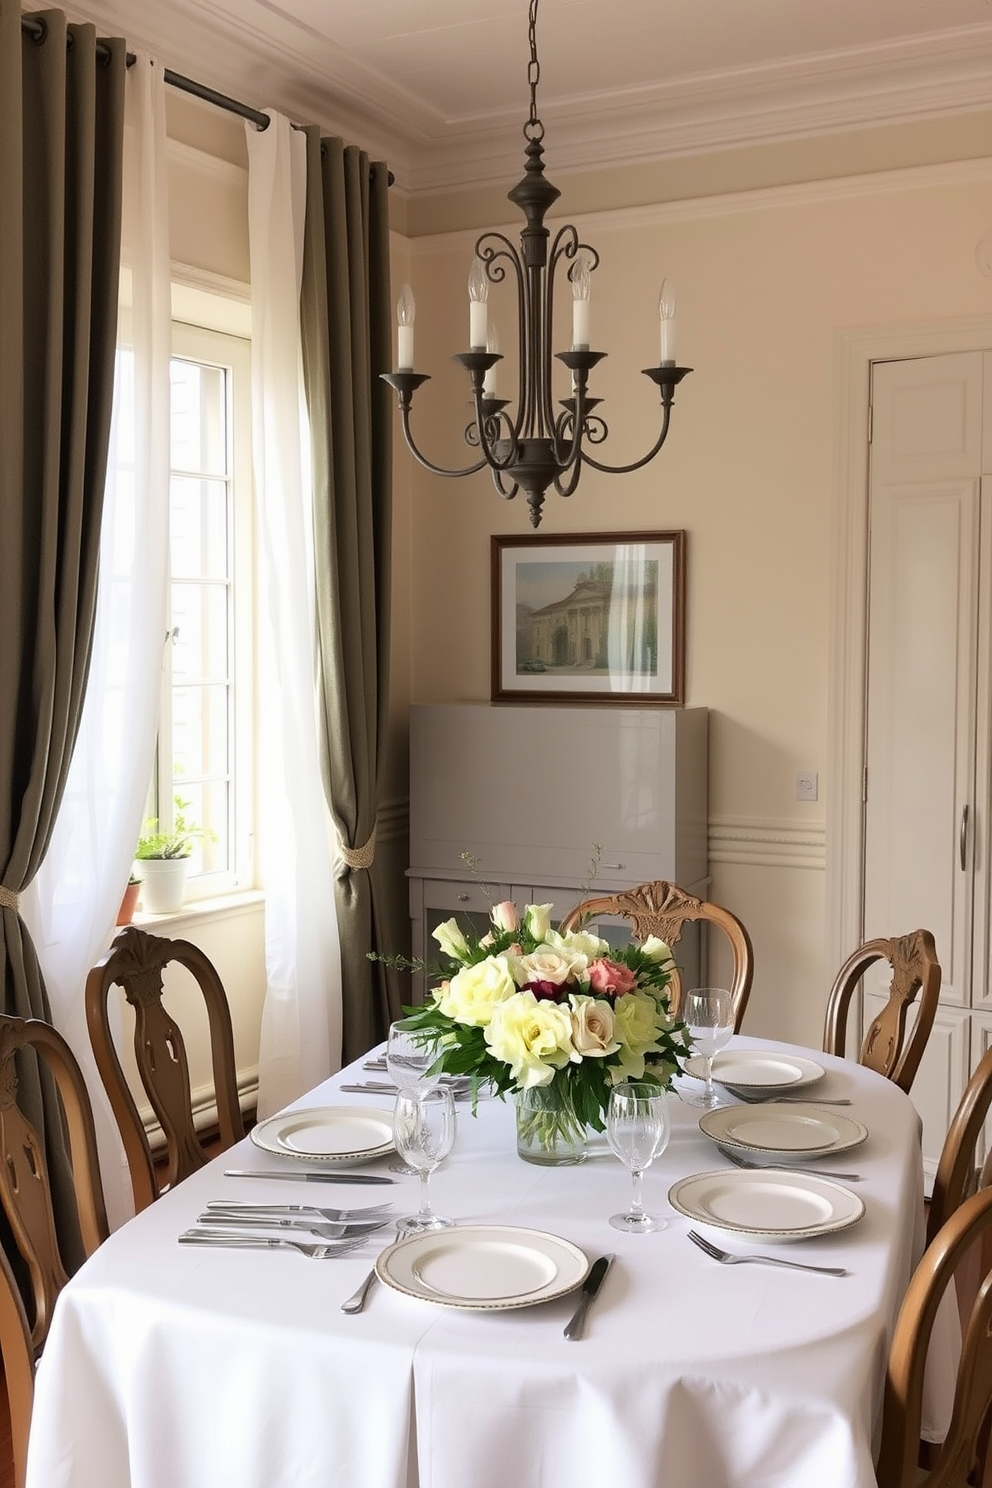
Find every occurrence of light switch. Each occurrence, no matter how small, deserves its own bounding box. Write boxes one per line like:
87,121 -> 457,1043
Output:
796,771 -> 818,802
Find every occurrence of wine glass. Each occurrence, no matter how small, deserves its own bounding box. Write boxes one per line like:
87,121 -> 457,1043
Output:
683,987 -> 734,1108
386,1019 -> 443,1094
606,1083 -> 671,1233
386,1019 -> 443,1174
393,1087 -> 456,1235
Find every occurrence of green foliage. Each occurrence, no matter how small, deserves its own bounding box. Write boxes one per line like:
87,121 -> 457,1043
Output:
134,796 -> 211,860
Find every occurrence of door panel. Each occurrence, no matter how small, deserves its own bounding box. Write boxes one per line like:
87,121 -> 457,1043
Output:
864,355 -> 983,1013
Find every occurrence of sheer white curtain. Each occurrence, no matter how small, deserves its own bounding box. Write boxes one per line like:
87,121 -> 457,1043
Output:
246,113 -> 342,1117
22,57 -> 172,1230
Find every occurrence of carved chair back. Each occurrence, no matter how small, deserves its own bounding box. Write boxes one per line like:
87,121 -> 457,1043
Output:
822,929 -> 941,1095
0,1014 -> 108,1488
558,880 -> 754,1031
928,1045 -> 992,1248
878,1184 -> 992,1488
85,925 -> 244,1212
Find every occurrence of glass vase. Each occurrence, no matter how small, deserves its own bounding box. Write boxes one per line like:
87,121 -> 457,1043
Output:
514,1084 -> 588,1166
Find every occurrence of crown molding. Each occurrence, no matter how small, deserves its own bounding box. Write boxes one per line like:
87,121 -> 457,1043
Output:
64,1 -> 992,196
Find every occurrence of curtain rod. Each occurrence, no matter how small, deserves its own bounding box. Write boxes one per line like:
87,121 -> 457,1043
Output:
21,15 -> 395,178
22,14 -> 271,131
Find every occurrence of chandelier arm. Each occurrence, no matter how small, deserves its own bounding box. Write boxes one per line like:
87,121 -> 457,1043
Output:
473,397 -> 521,473
490,467 -> 520,500
551,452 -> 583,500
397,408 -> 490,479
476,232 -> 529,440
579,403 -> 674,476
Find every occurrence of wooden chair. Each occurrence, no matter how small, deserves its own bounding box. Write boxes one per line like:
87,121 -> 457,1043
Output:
822,929 -> 941,1096
928,1046 -> 992,1247
85,925 -> 244,1213
0,1013 -> 108,1488
558,879 -> 754,1031
878,1184 -> 992,1488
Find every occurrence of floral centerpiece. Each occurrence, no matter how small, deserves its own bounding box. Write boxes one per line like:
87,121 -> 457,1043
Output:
392,898 -> 691,1163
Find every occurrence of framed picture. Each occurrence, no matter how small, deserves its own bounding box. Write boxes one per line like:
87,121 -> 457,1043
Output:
491,530 -> 686,704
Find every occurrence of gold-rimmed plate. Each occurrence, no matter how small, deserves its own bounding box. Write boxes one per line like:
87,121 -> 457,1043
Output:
375,1225 -> 590,1310
683,1050 -> 825,1093
699,1104 -> 868,1159
250,1106 -> 394,1164
669,1168 -> 864,1242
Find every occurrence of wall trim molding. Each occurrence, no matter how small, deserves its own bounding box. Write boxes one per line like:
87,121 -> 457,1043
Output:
709,816 -> 825,870
403,156 -> 992,255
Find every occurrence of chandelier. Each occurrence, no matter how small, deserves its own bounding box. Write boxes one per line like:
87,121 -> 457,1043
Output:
381,0 -> 691,528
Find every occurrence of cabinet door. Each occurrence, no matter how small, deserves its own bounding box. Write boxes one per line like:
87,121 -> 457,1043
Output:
864,354 -> 984,1012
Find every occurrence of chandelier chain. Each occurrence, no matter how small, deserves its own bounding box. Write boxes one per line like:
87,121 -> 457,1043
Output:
524,0 -> 543,141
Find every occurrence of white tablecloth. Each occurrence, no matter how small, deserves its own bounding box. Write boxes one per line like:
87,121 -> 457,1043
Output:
26,1039 -> 950,1488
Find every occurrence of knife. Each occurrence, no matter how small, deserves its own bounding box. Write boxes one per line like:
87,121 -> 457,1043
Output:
563,1253 -> 615,1341
224,1169 -> 395,1185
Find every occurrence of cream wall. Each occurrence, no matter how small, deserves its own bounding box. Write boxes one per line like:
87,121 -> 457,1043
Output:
399,157 -> 992,1050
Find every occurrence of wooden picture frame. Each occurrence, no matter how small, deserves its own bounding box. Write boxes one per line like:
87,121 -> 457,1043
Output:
491,530 -> 686,704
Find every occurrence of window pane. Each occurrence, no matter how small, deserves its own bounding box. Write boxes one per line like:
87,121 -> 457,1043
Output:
170,477 -> 229,579
170,360 -> 228,476
172,684 -> 230,780
171,582 -> 230,682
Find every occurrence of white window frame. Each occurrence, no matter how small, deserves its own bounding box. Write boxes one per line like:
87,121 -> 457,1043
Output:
159,319 -> 256,901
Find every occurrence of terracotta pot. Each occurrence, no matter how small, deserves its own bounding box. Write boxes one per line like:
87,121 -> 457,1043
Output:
116,881 -> 142,926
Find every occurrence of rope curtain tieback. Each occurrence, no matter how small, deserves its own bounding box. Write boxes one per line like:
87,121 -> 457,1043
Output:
338,825 -> 377,872
0,887 -> 20,912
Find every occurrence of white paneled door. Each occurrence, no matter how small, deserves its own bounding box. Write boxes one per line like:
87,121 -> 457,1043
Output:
864,352 -> 992,1177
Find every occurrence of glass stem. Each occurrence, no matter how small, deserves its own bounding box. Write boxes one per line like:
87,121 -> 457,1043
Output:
703,1054 -> 714,1101
629,1168 -> 645,1219
418,1169 -> 433,1221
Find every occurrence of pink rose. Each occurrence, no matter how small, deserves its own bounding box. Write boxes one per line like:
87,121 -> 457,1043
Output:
491,901 -> 519,933
587,958 -> 637,996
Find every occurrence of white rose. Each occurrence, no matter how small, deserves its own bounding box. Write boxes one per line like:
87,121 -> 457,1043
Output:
484,992 -> 573,1087
515,948 -> 586,986
568,994 -> 620,1059
432,918 -> 470,960
436,955 -> 517,1027
640,935 -> 673,964
548,926 -> 609,962
524,903 -> 554,941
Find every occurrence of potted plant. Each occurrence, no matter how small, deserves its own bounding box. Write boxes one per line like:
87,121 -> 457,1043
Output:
116,874 -> 143,926
133,797 -> 209,914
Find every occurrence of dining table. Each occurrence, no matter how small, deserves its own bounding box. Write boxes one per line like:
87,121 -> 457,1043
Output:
25,1036 -> 957,1488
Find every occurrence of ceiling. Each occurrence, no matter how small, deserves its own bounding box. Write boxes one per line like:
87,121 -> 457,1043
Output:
68,0 -> 992,194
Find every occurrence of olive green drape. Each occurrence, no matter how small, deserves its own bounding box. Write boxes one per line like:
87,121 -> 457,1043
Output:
299,133 -> 401,1064
0,6 -> 125,1264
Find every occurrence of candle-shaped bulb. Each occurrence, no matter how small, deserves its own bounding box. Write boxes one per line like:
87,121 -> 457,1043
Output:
571,253 -> 591,350
396,283 -> 416,369
658,279 -> 676,365
468,257 -> 489,349
483,323 -> 499,398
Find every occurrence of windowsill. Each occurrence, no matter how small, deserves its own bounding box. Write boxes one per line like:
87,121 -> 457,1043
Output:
131,887 -> 265,932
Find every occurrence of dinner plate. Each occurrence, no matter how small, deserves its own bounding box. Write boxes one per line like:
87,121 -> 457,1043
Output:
250,1106 -> 394,1164
699,1104 -> 868,1158
668,1169 -> 864,1241
682,1050 -> 825,1092
375,1225 -> 590,1310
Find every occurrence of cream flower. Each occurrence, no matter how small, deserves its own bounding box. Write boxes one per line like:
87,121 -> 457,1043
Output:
546,926 -> 609,962
524,903 -> 553,941
435,955 -> 517,1027
568,994 -> 620,1059
640,935 -> 673,964
514,946 -> 588,987
611,989 -> 666,1079
484,992 -> 574,1087
432,918 -> 470,960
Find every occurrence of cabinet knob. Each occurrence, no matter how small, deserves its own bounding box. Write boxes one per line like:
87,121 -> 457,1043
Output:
457,893 -> 469,902
603,863 -> 625,871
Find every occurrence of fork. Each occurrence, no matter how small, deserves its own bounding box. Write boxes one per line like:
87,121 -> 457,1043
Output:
721,1148 -> 862,1182
203,1200 -> 394,1223
687,1228 -> 848,1276
179,1228 -> 372,1258
734,1092 -> 852,1105
195,1212 -> 389,1241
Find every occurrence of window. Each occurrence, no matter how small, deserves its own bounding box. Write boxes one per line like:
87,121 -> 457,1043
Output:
152,322 -> 254,899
